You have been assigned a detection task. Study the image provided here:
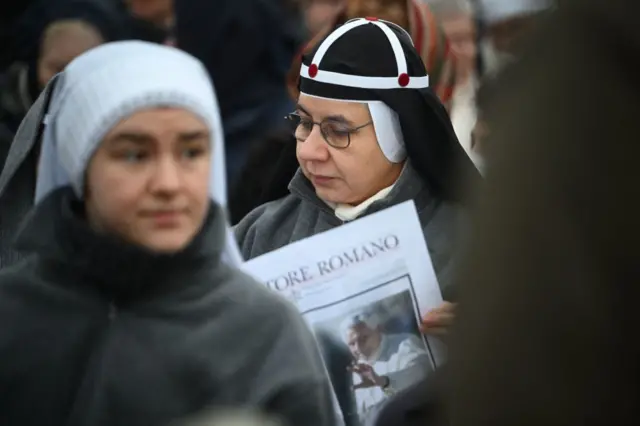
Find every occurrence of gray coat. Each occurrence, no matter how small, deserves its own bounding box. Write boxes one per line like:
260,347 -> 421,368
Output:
0,76 -> 336,426
234,164 -> 465,300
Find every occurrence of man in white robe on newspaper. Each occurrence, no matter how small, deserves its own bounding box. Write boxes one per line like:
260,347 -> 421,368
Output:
341,309 -> 431,423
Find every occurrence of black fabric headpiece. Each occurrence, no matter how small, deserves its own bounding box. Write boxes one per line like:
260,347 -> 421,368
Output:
299,17 -> 480,203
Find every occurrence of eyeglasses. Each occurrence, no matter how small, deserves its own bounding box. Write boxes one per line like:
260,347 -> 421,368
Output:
285,113 -> 373,149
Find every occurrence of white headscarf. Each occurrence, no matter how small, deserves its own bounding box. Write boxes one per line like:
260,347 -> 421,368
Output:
35,40 -> 243,266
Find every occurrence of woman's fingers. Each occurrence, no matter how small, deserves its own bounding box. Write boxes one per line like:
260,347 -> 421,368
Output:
421,302 -> 457,334
420,326 -> 449,336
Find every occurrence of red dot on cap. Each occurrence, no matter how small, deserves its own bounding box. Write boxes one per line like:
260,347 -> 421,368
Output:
309,64 -> 318,78
365,16 -> 379,21
398,73 -> 410,87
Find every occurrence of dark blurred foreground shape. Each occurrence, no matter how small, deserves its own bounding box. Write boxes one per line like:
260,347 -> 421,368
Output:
447,0 -> 640,425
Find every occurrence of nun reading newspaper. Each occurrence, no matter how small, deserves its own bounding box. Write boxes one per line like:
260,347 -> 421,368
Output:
238,18 -> 479,425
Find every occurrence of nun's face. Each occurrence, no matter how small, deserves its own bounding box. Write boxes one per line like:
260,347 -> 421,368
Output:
85,108 -> 211,253
296,94 -> 403,205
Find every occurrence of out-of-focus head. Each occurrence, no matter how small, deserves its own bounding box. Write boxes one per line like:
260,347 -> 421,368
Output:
125,0 -> 174,28
340,310 -> 384,361
345,0 -> 409,29
302,0 -> 411,37
36,41 -> 230,254
304,0 -> 346,37
37,20 -> 105,88
478,0 -> 552,74
28,0 -> 126,89
427,0 -> 477,84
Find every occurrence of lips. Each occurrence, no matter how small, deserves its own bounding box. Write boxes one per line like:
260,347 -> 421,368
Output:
141,210 -> 185,227
309,174 -> 335,186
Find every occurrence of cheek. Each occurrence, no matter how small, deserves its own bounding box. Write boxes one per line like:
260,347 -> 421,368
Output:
86,166 -> 145,223
339,136 -> 385,179
186,166 -> 211,212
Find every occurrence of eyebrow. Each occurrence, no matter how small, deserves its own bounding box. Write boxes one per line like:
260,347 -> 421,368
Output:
295,103 -> 355,126
107,132 -> 153,146
176,130 -> 210,143
295,103 -> 312,116
107,130 -> 210,146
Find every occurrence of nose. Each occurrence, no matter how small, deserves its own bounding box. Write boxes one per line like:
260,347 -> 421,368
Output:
149,156 -> 181,195
296,125 -> 330,162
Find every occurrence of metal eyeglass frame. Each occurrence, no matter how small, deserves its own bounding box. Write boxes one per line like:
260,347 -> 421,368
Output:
285,113 -> 373,149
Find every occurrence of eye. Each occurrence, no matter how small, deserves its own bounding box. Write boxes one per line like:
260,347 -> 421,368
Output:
324,123 -> 351,138
298,116 -> 314,132
121,150 -> 148,163
181,147 -> 206,159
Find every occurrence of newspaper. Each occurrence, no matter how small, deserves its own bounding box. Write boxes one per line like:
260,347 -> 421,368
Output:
242,200 -> 445,426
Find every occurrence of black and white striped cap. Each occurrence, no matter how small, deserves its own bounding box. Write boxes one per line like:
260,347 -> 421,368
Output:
299,17 -> 430,101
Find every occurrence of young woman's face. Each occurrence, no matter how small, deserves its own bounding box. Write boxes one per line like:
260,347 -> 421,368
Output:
295,94 -> 403,205
85,108 -> 212,253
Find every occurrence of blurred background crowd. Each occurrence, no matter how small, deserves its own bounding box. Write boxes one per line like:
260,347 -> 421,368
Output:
3,0 -> 639,425
0,0 -> 551,224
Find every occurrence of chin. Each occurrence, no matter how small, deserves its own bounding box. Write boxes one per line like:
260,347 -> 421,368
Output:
315,187 -> 360,206
138,231 -> 195,254
314,187 -> 344,204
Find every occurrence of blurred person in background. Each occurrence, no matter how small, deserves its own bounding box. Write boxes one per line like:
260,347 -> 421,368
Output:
0,40 -> 334,426
0,0 -> 125,270
447,0 -> 640,425
121,0 -> 175,44
228,0 -> 458,224
0,0 -> 124,136
304,0 -> 345,37
125,0 -> 173,29
174,0 -> 306,189
476,0 -> 552,76
427,0 -> 482,169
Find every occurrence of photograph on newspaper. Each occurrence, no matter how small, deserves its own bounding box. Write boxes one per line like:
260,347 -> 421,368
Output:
309,281 -> 435,425
242,201 -> 445,426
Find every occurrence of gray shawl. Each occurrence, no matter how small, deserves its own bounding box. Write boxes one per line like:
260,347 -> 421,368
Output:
234,164 -> 465,300
0,81 -> 54,270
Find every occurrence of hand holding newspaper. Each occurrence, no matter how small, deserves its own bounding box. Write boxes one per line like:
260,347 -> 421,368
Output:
242,201 -> 445,426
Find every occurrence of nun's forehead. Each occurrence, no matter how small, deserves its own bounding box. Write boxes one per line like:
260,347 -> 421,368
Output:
297,93 -> 370,117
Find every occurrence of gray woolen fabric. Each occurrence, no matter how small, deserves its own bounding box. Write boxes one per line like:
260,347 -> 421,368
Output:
0,80 -> 337,424
234,164 -> 467,301
0,80 -> 52,270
